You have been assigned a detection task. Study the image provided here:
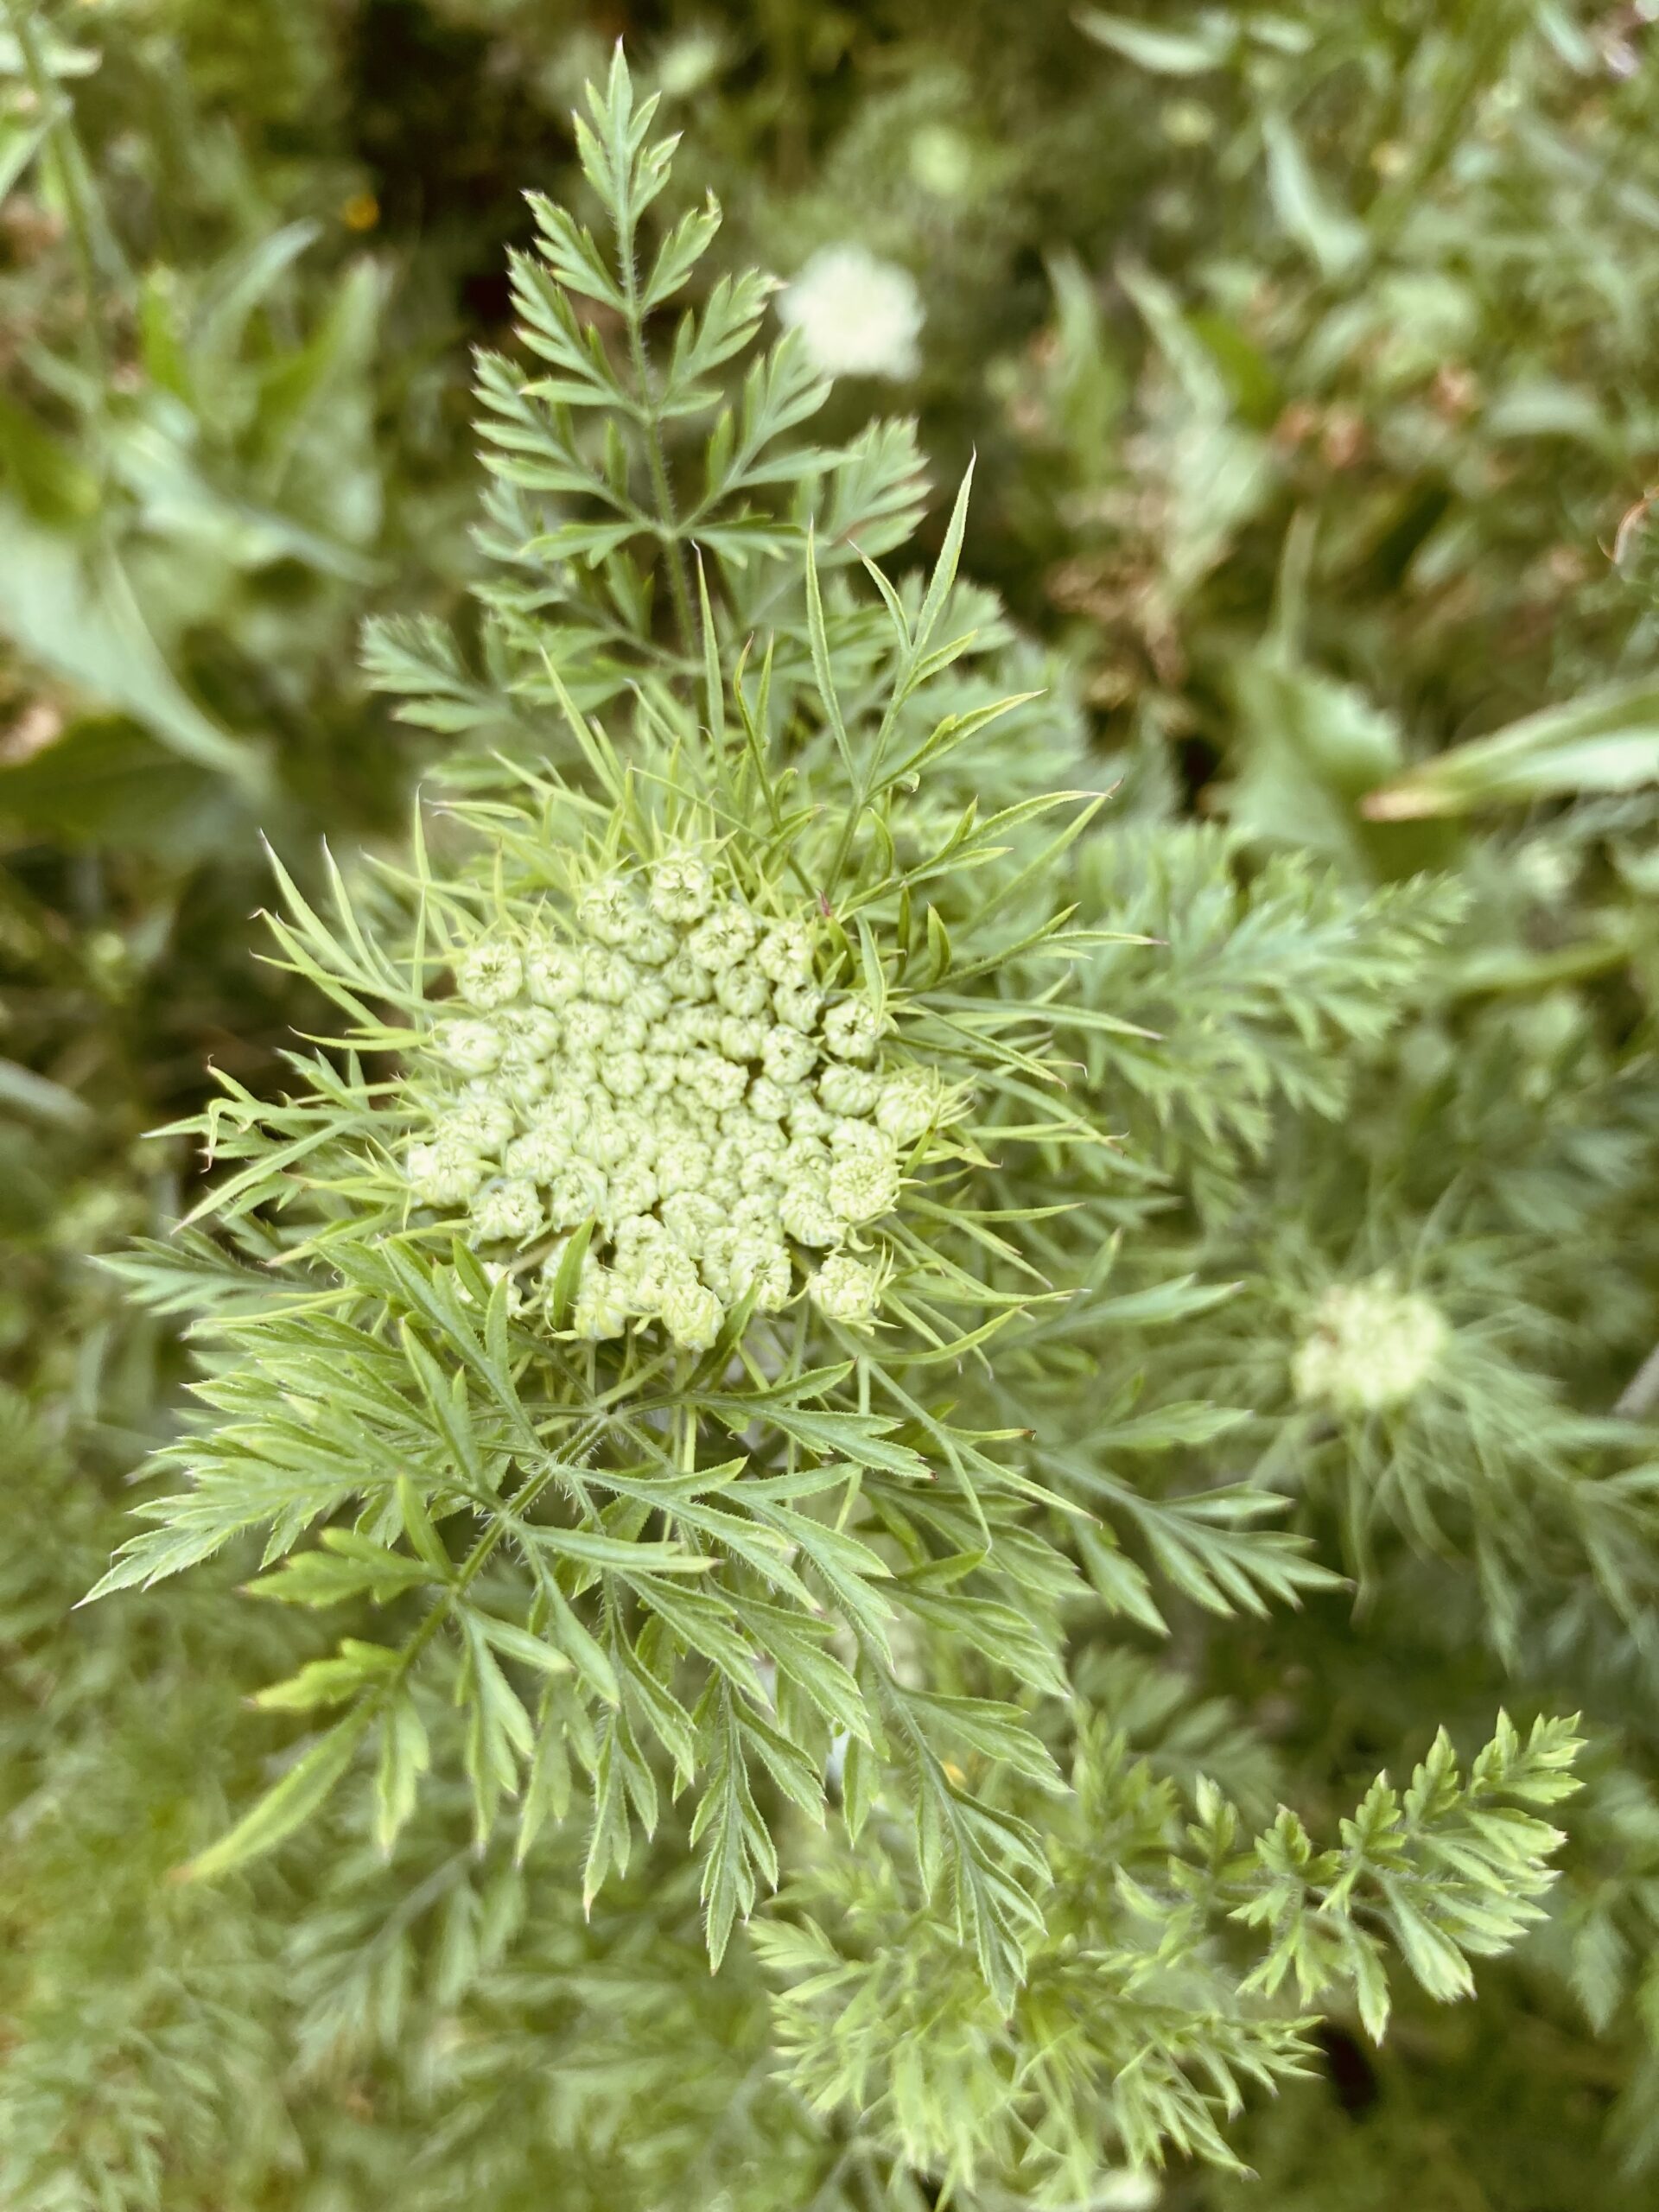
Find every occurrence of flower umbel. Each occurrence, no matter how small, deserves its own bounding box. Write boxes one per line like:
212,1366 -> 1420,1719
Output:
401,848 -> 943,1346
1292,1272 -> 1450,1414
779,244 -> 924,380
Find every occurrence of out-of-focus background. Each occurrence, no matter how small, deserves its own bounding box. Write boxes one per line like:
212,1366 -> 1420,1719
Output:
8,4 -> 1659,2206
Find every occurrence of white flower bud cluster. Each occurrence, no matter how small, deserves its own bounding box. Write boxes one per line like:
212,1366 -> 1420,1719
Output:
778,242 -> 924,382
1292,1273 -> 1450,1416
402,852 -> 948,1348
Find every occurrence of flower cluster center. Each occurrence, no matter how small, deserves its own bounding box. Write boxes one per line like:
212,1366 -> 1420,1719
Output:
402,851 -> 944,1345
1292,1273 -> 1449,1415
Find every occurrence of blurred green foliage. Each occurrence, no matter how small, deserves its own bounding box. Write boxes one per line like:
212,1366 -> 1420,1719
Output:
7,3 -> 1659,2207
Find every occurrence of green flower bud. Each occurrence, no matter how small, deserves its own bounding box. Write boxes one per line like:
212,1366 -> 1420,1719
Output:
524,938 -> 585,1006
779,1176 -> 844,1248
650,850 -> 715,924
570,1259 -> 629,1341
458,938 -> 524,1010
687,900 -> 760,972
829,1140 -> 900,1225
601,1048 -> 649,1099
823,997 -> 882,1063
442,1090 -> 517,1152
661,1274 -> 721,1350
582,947 -> 637,1004
406,1135 -> 488,1203
578,875 -> 645,947
718,1015 -> 768,1064
715,963 -> 771,1018
762,1027 -> 817,1085
436,1017 -> 505,1075
820,1064 -> 880,1116
810,1254 -> 881,1326
546,1162 -> 607,1231
876,1067 -> 942,1143
772,982 -> 824,1033
757,920 -> 815,987
473,1177 -> 545,1243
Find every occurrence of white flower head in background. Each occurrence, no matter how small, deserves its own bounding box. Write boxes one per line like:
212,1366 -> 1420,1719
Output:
779,243 -> 924,380
1094,2172 -> 1162,2212
1292,1270 -> 1450,1416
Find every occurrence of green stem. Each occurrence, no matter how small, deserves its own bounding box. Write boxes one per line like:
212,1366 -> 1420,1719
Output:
391,1414 -> 607,1692
618,234 -> 696,656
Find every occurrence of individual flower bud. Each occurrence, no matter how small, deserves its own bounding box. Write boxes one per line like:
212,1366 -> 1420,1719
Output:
819,1064 -> 880,1116
562,1001 -> 610,1054
524,938 -> 585,1006
662,950 -> 715,1003
683,1050 -> 747,1113
627,918 -> 678,968
406,1135 -> 488,1204
739,1137 -> 787,1192
779,1175 -> 845,1249
656,1136 -> 713,1197
458,938 -> 524,1010
662,1189 -> 726,1255
729,1231 -> 793,1312
505,1122 -> 567,1183
829,1140 -> 900,1225
579,1106 -> 633,1168
609,1007 -> 649,1053
435,1017 -> 505,1075
613,1107 -> 658,1165
627,1231 -> 700,1313
571,1260 -> 629,1341
781,1133 -> 830,1179
772,983 -> 824,1034
876,1067 -> 942,1144
495,1058 -> 552,1111
756,920 -> 814,988
823,996 -> 881,1063
496,1010 -> 562,1103
650,850 -> 715,924
718,1015 -> 768,1064
698,1225 -> 740,1300
632,976 -> 674,1021
688,899 -> 760,973
578,875 -> 645,947
761,1027 -> 817,1086
715,964 -> 770,1018
441,1090 -> 517,1153
810,1254 -> 881,1327
546,1161 -> 607,1231
711,1134 -> 747,1186
704,1165 -> 742,1209
785,1090 -> 834,1141
583,946 -> 639,1005
747,1076 -> 791,1122
603,1163 -> 659,1226
514,1007 -> 563,1054
660,1274 -> 721,1351
648,1005 -> 692,1052
830,1116 -> 886,1154
601,1048 -> 649,1099
472,1178 -> 545,1244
